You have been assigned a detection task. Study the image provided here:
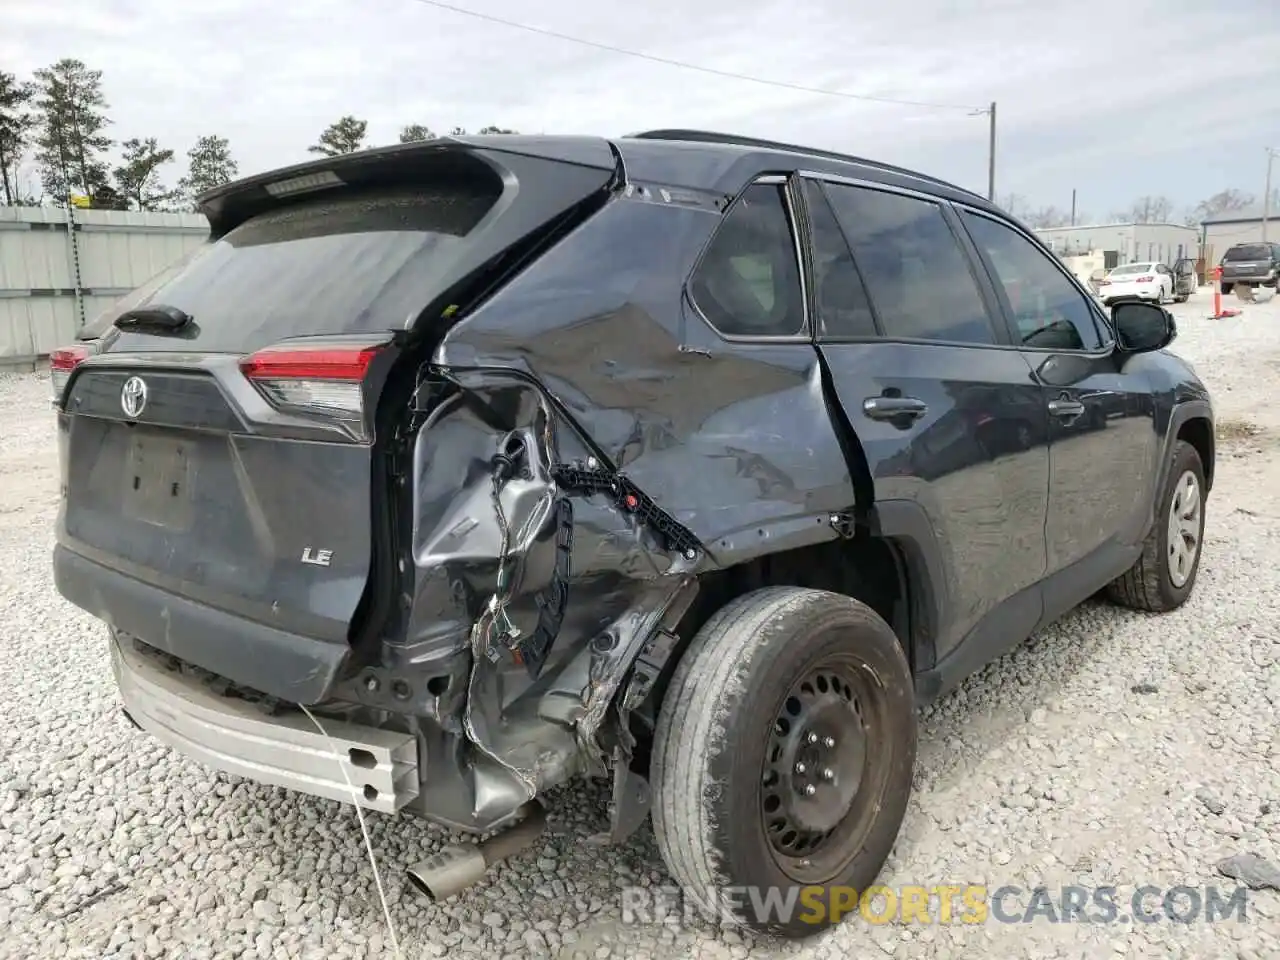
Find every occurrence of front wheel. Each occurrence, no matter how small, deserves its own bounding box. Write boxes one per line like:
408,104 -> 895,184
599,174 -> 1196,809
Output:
651,587 -> 917,938
1105,440 -> 1206,612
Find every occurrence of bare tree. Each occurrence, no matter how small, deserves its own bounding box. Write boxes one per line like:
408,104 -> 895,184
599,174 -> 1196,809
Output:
997,192 -> 1031,219
1187,189 -> 1254,225
1117,195 -> 1174,224
1024,206 -> 1071,229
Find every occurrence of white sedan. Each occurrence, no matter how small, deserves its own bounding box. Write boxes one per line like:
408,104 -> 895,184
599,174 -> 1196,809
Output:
1096,262 -> 1175,306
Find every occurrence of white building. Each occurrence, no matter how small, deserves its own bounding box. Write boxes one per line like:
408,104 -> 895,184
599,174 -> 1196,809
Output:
1033,222 -> 1200,268
1201,204 -> 1277,261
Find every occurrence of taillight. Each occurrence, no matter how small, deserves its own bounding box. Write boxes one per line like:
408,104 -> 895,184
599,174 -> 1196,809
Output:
239,342 -> 385,421
1137,276 -> 1154,284
49,344 -> 91,402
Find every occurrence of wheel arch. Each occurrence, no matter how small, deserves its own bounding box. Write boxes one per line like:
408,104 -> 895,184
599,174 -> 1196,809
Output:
609,496 -> 946,791
1175,411 -> 1215,493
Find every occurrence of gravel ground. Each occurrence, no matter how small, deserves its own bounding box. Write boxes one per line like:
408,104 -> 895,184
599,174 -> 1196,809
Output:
2,289 -> 1279,960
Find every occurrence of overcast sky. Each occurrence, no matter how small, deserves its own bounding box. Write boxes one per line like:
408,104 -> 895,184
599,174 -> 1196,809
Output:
6,0 -> 1280,221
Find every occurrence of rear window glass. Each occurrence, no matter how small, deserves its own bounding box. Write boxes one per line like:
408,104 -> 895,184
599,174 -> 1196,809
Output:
80,248 -> 209,339
109,186 -> 498,353
1108,264 -> 1152,276
1224,244 -> 1270,261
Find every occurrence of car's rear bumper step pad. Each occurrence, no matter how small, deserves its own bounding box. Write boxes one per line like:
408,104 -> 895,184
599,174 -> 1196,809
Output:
111,635 -> 420,814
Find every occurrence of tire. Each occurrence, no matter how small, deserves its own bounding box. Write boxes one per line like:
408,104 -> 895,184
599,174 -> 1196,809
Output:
1105,440 -> 1206,612
650,587 -> 916,938
1221,282 -> 1234,295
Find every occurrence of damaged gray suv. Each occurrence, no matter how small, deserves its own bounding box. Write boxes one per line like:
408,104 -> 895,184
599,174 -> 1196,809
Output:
51,130 -> 1215,937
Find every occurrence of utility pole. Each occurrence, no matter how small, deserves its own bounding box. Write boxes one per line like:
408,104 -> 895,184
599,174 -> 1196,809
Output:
971,101 -> 997,201
1070,188 -> 1077,226
986,101 -> 997,201
1264,147 -> 1277,242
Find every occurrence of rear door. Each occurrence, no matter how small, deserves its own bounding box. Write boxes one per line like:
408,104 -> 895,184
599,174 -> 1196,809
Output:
55,144 -> 617,660
955,206 -> 1159,614
1172,258 -> 1197,297
799,176 -> 1050,665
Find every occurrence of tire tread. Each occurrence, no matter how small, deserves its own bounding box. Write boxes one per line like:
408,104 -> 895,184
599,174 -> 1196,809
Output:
1105,440 -> 1203,612
651,586 -> 911,928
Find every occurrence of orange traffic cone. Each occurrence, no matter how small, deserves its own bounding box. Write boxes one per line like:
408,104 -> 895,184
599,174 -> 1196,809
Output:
1210,265 -> 1241,319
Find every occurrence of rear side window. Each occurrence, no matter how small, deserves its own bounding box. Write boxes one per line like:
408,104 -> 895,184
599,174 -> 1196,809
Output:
801,180 -> 877,339
822,184 -> 997,345
962,212 -> 1102,351
110,186 -> 499,353
689,183 -> 805,338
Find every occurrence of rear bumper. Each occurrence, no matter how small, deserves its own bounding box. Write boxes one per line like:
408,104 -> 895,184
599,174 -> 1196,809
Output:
54,544 -> 348,704
1101,291 -> 1160,304
1220,273 -> 1276,285
111,632 -> 420,814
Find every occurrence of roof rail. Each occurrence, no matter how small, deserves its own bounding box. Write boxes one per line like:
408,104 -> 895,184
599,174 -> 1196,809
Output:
624,128 -> 986,202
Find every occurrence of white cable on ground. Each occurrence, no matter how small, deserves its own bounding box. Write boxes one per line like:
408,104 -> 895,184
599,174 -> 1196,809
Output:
299,703 -> 403,960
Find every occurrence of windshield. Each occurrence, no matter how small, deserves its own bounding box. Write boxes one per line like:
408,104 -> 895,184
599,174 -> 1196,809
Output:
107,185 -> 499,354
1108,264 -> 1153,277
1224,244 -> 1271,262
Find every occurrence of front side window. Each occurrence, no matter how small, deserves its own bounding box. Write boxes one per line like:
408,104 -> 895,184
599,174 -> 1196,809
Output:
821,183 -> 997,345
689,183 -> 805,338
962,212 -> 1102,351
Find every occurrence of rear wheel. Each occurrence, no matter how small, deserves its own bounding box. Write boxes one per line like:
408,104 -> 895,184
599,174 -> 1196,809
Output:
651,587 -> 916,938
1106,440 -> 1206,612
1221,282 -> 1234,295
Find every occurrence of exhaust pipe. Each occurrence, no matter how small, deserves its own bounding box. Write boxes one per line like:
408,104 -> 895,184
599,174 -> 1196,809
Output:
406,800 -> 547,901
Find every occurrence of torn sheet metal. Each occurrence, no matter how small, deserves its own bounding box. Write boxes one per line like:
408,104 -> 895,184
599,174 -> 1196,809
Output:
397,369 -> 701,827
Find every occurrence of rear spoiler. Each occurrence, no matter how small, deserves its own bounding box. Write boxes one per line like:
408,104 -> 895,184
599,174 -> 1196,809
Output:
196,135 -> 619,237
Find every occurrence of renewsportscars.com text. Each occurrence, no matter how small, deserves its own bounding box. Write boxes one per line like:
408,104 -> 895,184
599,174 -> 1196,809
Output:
621,883 -> 1251,927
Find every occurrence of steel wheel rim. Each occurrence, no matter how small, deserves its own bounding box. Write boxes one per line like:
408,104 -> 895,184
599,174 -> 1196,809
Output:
1167,469 -> 1201,588
759,653 -> 892,884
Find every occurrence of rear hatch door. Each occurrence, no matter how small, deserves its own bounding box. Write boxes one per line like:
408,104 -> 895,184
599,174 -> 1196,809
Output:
55,139 -> 617,698
1221,244 -> 1273,278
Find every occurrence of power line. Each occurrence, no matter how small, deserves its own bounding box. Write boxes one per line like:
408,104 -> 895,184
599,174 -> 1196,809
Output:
403,0 -> 984,113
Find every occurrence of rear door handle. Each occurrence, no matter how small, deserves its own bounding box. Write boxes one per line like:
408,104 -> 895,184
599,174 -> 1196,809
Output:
863,396 -> 928,421
1048,399 -> 1085,418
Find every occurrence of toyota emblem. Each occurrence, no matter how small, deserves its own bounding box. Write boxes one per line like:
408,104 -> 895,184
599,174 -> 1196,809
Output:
120,376 -> 148,419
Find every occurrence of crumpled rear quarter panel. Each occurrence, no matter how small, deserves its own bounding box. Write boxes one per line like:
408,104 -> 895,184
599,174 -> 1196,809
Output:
397,185 -> 859,829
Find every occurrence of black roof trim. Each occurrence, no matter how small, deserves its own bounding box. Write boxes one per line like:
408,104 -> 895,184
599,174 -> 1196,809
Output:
625,128 -> 986,202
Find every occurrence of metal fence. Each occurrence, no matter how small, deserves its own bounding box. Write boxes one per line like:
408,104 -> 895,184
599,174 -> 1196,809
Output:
0,205 -> 208,368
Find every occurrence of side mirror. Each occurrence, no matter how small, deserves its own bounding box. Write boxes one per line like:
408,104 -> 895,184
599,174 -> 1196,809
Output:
1112,301 -> 1175,353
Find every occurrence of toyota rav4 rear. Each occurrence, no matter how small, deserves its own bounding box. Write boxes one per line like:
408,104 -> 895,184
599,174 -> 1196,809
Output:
53,134 -> 713,883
